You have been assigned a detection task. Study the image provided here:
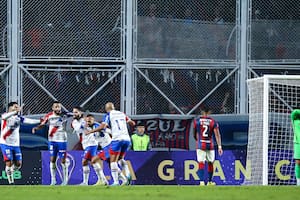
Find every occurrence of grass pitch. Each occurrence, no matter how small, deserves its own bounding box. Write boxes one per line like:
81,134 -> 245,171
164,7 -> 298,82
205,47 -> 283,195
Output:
0,185 -> 299,200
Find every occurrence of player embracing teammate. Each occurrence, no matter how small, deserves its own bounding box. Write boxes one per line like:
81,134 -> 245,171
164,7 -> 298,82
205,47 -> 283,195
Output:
86,102 -> 135,186
71,107 -> 107,186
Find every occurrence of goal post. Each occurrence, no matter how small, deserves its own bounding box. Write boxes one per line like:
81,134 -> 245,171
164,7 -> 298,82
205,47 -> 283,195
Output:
246,75 -> 300,185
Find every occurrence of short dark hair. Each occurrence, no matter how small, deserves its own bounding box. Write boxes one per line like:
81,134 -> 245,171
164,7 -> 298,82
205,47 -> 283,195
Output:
8,102 -> 18,109
73,106 -> 84,112
137,121 -> 145,127
202,106 -> 211,113
86,114 -> 94,118
53,101 -> 61,105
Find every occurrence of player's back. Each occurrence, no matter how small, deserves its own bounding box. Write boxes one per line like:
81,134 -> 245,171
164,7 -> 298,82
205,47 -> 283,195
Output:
107,110 -> 130,141
195,116 -> 218,150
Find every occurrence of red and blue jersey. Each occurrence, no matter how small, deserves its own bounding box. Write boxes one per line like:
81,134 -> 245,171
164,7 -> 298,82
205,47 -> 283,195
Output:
193,116 -> 218,150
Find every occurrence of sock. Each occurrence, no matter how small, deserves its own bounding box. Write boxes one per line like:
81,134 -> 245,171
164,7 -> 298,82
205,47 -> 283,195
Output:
5,166 -> 14,184
92,162 -> 107,183
110,162 -> 119,184
118,159 -> 130,178
61,163 -> 68,184
197,162 -> 205,181
13,164 -> 21,171
50,162 -> 56,184
295,163 -> 300,186
208,162 -> 214,182
118,168 -> 127,183
82,165 -> 90,184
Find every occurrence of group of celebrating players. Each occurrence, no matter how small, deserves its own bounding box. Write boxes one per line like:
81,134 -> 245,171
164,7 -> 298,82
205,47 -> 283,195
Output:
0,101 -> 135,186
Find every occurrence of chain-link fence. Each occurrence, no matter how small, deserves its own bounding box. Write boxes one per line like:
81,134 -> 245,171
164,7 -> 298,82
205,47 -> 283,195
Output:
0,0 -> 7,59
1,0 -> 298,116
0,64 -> 9,112
21,0 -> 124,61
20,65 -> 124,114
134,65 -> 238,115
250,0 -> 300,61
134,0 -> 237,62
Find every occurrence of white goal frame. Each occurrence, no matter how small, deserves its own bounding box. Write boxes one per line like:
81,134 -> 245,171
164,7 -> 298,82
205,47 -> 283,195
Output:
247,75 -> 300,185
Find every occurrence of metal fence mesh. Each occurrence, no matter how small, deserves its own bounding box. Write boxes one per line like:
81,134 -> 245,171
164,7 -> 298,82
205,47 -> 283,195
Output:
134,65 -> 237,115
250,0 -> 300,61
135,0 -> 237,61
2,0 -> 299,117
21,0 -> 123,60
0,0 -> 7,59
21,66 -> 123,114
0,65 -> 8,112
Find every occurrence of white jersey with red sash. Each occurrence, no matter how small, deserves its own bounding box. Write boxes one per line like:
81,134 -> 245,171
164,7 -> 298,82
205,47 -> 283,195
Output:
72,118 -> 99,150
42,112 -> 68,142
1,112 -> 40,146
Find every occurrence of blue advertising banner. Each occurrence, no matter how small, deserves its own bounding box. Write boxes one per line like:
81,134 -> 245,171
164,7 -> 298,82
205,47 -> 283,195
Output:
42,150 -> 251,185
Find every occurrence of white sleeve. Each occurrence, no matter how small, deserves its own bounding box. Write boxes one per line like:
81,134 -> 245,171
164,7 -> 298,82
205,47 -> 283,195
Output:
1,111 -> 18,120
72,120 -> 83,133
22,117 -> 40,124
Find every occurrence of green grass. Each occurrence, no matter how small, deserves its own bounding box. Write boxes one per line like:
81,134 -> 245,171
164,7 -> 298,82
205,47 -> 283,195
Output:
0,185 -> 299,200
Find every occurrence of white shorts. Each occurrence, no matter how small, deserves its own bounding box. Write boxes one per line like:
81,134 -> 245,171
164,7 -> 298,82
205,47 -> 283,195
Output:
196,149 -> 215,163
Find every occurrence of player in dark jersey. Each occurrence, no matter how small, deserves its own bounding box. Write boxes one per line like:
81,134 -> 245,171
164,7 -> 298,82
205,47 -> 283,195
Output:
193,106 -> 223,186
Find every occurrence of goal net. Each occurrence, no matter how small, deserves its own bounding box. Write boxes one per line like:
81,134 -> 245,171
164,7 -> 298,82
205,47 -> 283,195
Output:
246,75 -> 300,185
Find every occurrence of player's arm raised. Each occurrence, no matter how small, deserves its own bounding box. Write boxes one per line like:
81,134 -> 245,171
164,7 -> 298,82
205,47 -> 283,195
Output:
21,117 -> 41,125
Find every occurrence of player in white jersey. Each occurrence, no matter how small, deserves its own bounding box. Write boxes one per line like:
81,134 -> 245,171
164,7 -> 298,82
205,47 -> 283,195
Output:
86,102 -> 135,186
0,102 -> 40,184
93,127 -> 128,185
32,101 -> 72,186
71,108 -> 107,186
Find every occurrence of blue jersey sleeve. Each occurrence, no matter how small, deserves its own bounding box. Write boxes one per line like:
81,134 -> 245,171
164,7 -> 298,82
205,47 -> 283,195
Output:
102,113 -> 110,125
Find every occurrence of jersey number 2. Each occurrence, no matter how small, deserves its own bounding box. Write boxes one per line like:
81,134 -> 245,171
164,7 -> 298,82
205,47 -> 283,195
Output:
202,125 -> 209,137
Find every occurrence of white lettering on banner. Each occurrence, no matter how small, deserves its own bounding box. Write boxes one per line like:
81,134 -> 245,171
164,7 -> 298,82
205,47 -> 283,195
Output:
146,120 -> 157,131
143,119 -> 190,149
147,119 -> 187,132
159,120 -> 171,132
156,159 -> 292,181
157,160 -> 248,181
